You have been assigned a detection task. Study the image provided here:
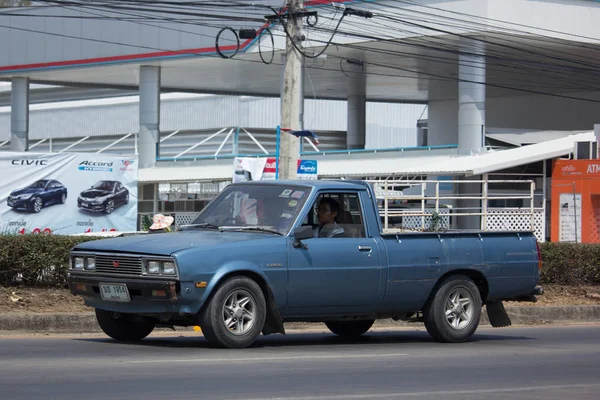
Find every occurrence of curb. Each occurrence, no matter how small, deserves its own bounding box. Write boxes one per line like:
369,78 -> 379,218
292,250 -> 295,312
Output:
1,306 -> 599,334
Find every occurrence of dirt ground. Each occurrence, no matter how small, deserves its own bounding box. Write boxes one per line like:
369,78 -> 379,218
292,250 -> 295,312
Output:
1,285 -> 599,314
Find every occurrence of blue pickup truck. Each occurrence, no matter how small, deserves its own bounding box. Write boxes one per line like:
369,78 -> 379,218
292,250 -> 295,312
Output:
68,180 -> 543,348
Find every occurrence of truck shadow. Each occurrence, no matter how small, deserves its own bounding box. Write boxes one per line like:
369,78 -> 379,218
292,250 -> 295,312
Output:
76,329 -> 534,349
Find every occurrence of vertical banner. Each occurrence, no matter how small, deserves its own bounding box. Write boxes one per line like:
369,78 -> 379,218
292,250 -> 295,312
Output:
233,157 -> 317,182
558,193 -> 582,243
0,151 -> 138,235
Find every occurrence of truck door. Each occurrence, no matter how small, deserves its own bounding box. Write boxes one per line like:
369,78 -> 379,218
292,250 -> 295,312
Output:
287,190 -> 384,309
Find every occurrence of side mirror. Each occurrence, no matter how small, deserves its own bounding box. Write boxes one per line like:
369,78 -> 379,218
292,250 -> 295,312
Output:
293,226 -> 313,249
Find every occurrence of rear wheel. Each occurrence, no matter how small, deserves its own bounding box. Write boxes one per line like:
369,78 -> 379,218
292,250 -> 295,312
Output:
325,320 -> 374,338
95,309 -> 155,341
423,275 -> 482,343
200,276 -> 266,348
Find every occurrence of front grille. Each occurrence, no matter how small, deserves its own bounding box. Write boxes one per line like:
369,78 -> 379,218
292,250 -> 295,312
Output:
95,254 -> 143,276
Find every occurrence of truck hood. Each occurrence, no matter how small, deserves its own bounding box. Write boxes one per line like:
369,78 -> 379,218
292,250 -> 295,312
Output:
72,230 -> 279,256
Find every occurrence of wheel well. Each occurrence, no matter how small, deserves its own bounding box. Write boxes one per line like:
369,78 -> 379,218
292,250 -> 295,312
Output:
431,270 -> 489,303
203,270 -> 285,335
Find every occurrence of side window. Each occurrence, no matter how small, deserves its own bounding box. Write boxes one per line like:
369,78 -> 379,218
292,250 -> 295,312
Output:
312,192 -> 366,238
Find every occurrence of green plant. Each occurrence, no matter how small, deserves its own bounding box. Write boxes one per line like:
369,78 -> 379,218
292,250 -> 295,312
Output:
539,243 -> 600,285
0,235 -> 102,287
141,215 -> 152,231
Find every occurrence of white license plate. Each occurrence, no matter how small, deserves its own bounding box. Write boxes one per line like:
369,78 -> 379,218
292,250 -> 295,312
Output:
7,201 -> 14,206
100,283 -> 131,302
82,202 -> 89,207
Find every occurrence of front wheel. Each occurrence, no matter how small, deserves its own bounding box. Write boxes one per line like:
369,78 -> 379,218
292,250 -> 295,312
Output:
200,276 -> 266,348
32,197 -> 43,213
423,275 -> 482,343
95,309 -> 156,341
325,320 -> 374,338
104,200 -> 115,214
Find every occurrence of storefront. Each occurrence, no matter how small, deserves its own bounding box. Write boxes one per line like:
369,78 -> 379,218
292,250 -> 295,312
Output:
551,159 -> 600,243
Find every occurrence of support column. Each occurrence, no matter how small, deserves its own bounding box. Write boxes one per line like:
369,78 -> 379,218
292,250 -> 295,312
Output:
347,71 -> 366,149
458,39 -> 486,153
138,66 -> 161,169
457,39 -> 486,229
10,77 -> 29,152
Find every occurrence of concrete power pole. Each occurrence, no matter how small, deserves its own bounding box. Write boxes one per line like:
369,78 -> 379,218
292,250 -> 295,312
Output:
279,0 -> 304,180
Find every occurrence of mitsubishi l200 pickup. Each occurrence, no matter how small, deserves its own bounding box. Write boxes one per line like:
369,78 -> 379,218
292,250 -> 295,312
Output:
68,180 -> 543,348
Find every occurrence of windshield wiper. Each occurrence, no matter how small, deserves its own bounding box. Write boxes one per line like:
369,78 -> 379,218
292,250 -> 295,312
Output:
179,223 -> 221,231
220,226 -> 284,236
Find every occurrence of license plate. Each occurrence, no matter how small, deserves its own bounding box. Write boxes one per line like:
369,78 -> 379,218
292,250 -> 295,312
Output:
82,202 -> 89,207
7,201 -> 14,206
100,283 -> 130,302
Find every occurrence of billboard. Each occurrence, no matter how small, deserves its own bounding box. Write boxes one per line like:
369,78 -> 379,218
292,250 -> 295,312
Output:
0,151 -> 138,235
233,157 -> 317,182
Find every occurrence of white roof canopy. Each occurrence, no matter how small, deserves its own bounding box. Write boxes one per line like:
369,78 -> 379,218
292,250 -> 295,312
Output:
138,132 -> 596,182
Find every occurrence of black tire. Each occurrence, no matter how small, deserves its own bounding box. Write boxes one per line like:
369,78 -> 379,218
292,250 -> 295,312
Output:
95,309 -> 156,341
423,275 -> 482,343
125,193 -> 129,204
60,193 -> 67,204
200,276 -> 266,349
325,320 -> 374,338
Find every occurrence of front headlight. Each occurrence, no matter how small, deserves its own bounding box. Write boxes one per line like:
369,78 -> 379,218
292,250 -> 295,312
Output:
162,261 -> 176,275
73,257 -> 84,270
19,194 -> 33,200
147,261 -> 161,274
84,257 -> 95,270
144,259 -> 177,275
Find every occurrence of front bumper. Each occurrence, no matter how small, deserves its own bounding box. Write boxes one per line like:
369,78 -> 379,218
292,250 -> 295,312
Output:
68,274 -> 178,300
68,273 -> 206,314
7,198 -> 32,210
77,199 -> 104,212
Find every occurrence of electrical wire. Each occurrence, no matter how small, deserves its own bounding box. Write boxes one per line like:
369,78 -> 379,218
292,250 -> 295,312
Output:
3,0 -> 600,103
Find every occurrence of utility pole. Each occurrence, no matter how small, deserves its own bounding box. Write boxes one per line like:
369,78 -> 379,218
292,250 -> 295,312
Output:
279,0 -> 304,180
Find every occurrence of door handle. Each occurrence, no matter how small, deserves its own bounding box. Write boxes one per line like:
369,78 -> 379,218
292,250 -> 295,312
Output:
358,246 -> 372,252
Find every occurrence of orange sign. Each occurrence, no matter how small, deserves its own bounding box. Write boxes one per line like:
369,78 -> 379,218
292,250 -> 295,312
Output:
554,159 -> 600,178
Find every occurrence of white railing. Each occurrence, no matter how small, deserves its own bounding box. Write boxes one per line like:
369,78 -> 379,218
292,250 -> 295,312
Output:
369,179 -> 545,241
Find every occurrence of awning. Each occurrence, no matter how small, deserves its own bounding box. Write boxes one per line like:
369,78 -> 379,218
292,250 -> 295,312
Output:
138,132 -> 596,182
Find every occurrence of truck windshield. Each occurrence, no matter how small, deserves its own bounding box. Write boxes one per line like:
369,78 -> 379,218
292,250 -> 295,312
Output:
190,184 -> 310,235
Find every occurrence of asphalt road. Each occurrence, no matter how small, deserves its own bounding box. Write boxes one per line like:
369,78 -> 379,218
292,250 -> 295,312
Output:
0,325 -> 599,400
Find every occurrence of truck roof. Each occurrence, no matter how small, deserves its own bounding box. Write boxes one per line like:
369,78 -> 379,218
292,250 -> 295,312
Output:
233,179 -> 369,191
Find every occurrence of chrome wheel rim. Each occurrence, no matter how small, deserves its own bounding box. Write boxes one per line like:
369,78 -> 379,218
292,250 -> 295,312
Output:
445,287 -> 474,330
221,289 -> 256,336
33,198 -> 42,212
106,201 -> 114,214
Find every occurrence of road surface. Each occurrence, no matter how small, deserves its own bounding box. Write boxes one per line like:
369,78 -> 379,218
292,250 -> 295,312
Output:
0,324 -> 598,399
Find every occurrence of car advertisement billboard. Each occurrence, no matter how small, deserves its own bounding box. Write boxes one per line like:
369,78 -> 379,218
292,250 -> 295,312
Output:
233,157 -> 317,182
0,151 -> 138,235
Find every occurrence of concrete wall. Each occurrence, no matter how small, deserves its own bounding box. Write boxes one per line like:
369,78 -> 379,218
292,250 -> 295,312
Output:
487,91 -> 600,131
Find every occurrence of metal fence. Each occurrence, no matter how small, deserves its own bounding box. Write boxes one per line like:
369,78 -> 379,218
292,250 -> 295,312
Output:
369,179 -> 545,241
